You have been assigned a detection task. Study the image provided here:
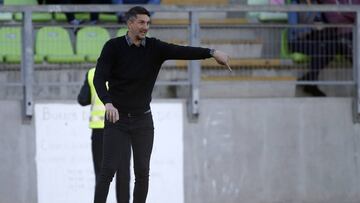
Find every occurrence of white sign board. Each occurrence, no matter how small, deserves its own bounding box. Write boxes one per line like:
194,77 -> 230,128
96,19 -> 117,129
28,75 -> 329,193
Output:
35,102 -> 183,203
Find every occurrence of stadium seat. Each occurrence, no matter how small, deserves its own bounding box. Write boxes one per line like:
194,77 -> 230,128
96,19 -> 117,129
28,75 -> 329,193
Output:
36,26 -> 85,63
0,27 -> 42,63
99,13 -> 117,22
116,28 -> 128,37
4,0 -> 34,4
5,54 -> 44,64
55,13 -> 117,22
54,13 -> 90,21
247,0 -> 287,22
0,12 -> 13,21
13,13 -> 52,22
280,29 -> 309,63
5,0 -> 52,22
76,27 -> 110,62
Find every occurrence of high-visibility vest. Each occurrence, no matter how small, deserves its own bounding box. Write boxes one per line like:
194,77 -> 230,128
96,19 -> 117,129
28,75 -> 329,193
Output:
87,68 -> 105,129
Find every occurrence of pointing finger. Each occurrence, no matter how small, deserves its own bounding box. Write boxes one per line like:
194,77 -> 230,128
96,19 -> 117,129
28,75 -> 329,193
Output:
226,63 -> 232,72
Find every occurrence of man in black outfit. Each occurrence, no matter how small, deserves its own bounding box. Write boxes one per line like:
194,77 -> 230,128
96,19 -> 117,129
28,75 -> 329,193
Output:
93,6 -> 230,203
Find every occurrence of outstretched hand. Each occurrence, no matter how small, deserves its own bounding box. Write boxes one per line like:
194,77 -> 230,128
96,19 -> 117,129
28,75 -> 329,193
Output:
213,50 -> 232,72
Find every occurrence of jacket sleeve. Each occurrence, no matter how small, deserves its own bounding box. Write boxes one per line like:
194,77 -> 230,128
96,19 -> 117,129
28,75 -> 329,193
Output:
156,39 -> 212,61
94,40 -> 114,105
77,72 -> 91,106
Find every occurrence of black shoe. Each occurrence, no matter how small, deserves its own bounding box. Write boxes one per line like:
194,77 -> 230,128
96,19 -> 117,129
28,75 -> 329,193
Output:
298,72 -> 312,81
303,85 -> 326,97
69,19 -> 85,26
89,20 -> 98,25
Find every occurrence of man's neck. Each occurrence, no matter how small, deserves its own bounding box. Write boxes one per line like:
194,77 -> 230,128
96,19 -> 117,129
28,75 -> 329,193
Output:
128,32 -> 141,46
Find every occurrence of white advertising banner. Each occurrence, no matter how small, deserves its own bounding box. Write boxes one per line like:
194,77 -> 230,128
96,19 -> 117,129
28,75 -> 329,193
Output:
35,102 -> 183,203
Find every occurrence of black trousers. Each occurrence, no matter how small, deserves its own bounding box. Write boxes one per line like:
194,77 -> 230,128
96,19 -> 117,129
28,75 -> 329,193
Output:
289,28 -> 352,81
92,129 -> 104,184
94,112 -> 154,203
92,129 -> 124,203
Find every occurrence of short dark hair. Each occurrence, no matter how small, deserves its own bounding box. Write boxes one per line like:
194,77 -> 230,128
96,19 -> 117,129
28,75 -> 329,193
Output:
125,6 -> 151,22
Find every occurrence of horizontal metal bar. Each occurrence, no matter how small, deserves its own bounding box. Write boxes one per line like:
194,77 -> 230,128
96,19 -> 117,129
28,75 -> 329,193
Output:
230,24 -> 355,28
1,5 -> 360,13
0,80 -> 353,87
33,82 -> 83,86
0,81 -> 190,86
156,80 -> 190,86
0,23 -> 352,29
0,82 -> 23,86
0,80 -> 355,87
296,81 -> 355,85
199,80 -> 355,85
0,64 -> 192,71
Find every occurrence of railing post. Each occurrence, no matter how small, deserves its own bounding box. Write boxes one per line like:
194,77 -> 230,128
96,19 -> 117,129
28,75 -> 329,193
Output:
22,9 -> 34,117
188,11 -> 201,118
354,11 -> 360,122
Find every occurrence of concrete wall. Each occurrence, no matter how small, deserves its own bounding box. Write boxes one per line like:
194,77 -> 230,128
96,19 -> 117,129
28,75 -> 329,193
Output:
184,98 -> 360,203
1,98 -> 359,203
0,100 -> 37,203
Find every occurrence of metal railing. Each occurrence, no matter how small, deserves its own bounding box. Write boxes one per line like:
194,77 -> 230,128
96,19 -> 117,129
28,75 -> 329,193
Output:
0,5 -> 359,121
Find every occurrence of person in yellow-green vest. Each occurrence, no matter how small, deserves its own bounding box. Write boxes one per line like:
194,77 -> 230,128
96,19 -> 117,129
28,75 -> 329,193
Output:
77,67 -> 124,202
